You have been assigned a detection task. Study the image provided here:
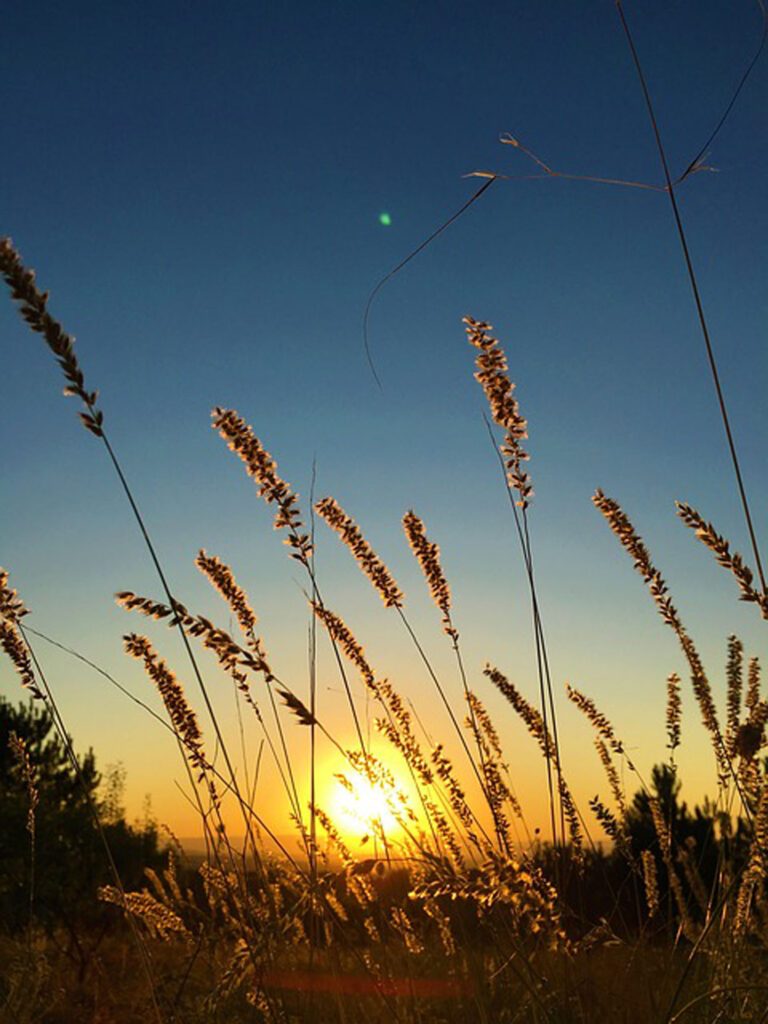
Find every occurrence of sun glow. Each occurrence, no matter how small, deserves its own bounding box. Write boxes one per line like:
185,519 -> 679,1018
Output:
327,763 -> 409,841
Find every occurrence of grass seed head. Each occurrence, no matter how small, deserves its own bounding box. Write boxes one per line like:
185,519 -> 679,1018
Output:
315,496 -> 403,608
464,315 -> 533,509
212,408 -> 312,566
0,237 -> 104,437
402,511 -> 457,640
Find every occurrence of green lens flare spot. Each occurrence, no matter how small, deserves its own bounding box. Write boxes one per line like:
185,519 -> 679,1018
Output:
378,212 -> 392,226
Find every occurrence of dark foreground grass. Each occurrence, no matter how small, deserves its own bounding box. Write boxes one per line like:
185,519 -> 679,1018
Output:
4,931 -> 766,1024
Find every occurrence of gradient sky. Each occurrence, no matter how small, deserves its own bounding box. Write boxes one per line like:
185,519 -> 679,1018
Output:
2,1 -> 766,844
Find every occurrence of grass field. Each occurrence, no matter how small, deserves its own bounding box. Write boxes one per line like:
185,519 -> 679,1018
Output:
1,9 -> 767,1018
1,232 -> 767,1022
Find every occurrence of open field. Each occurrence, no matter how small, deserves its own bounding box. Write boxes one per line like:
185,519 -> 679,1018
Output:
2,265 -> 767,1020
2,4 -> 767,1022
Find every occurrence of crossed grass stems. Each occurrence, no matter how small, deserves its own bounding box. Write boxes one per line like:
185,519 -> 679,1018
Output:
2,8 -> 768,1016
2,226 -> 768,1021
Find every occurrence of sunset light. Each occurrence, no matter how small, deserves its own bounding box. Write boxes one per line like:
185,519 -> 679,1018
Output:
327,762 -> 409,842
2,2 -> 766,1021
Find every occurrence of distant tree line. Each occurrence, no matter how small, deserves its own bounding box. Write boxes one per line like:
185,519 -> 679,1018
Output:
541,762 -> 752,939
1,695 -> 755,954
0,697 -> 163,971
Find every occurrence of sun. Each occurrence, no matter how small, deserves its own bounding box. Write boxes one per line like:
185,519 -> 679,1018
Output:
327,766 -> 404,840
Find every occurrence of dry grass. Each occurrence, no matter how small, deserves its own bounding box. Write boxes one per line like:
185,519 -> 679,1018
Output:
1,236 -> 768,1024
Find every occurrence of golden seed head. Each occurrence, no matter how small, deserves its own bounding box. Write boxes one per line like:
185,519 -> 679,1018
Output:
315,496 -> 403,608
677,503 -> 768,619
402,510 -> 456,639
0,571 -> 43,700
123,633 -> 207,771
641,850 -> 659,918
666,673 -> 682,754
464,316 -> 533,509
212,408 -> 312,566
593,491 -> 726,776
0,238 -> 104,437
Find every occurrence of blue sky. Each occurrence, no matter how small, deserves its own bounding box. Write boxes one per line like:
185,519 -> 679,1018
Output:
2,1 -> 766,836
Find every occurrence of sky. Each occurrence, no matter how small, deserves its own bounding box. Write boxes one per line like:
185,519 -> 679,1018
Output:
2,1 -> 767,845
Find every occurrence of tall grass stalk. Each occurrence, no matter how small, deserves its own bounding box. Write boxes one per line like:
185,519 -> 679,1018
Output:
0,239 -> 272,898
615,0 -> 766,596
